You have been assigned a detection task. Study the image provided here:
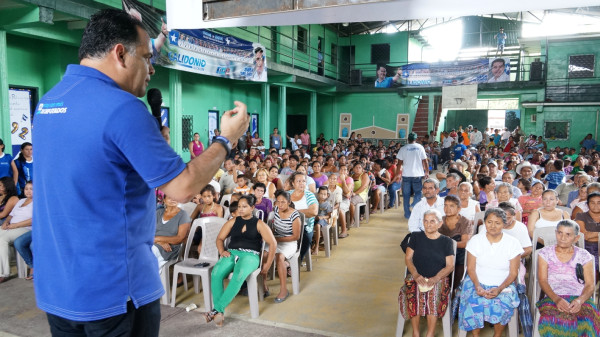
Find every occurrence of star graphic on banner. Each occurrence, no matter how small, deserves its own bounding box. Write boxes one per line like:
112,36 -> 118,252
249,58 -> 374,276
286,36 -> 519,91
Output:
169,31 -> 179,44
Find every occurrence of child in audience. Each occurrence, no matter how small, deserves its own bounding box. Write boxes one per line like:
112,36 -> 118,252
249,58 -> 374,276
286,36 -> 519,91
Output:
233,176 -> 250,195
228,201 -> 239,220
190,184 -> 224,254
312,186 -> 333,255
544,159 -> 566,190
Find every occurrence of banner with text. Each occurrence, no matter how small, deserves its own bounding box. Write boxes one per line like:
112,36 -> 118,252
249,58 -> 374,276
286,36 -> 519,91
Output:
400,58 -> 510,87
123,0 -> 267,82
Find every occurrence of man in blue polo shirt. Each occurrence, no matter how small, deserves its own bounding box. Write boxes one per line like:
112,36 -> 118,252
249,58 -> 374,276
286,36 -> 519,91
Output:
374,66 -> 401,88
33,9 -> 249,336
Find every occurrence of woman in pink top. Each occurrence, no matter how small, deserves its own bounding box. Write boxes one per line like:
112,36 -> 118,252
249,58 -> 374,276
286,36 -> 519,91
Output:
300,129 -> 310,148
188,133 -> 204,159
536,219 -> 599,337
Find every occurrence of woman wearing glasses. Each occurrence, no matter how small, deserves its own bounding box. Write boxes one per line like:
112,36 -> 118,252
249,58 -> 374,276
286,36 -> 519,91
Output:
535,220 -> 600,336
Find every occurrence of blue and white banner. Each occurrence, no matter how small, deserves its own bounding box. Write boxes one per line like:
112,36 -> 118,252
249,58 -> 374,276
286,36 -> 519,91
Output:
123,0 -> 267,82
400,58 -> 510,87
166,29 -> 267,82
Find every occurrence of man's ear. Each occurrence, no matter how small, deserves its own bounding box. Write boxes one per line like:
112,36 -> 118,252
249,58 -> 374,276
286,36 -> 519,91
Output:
113,44 -> 127,68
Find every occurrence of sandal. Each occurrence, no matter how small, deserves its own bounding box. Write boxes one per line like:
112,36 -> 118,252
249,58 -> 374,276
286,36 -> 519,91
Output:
201,311 -> 216,323
213,312 -> 224,327
25,274 -> 33,280
338,233 -> 349,239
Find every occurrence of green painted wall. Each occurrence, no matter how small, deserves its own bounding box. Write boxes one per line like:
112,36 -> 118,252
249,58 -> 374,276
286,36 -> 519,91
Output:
546,38 -> 600,83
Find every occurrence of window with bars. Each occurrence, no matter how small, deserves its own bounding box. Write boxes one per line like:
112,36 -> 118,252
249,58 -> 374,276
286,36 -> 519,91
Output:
182,115 -> 193,152
371,43 -> 390,66
297,26 -> 307,53
568,54 -> 595,78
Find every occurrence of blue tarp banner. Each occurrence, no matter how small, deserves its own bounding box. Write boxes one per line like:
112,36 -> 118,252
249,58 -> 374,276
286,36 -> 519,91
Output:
400,58 -> 510,87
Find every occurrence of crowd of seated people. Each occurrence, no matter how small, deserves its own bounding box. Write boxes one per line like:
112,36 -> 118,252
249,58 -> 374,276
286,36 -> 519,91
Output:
402,126 -> 600,335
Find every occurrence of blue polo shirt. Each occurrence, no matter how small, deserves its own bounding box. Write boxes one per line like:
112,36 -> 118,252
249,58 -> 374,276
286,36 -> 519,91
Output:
374,77 -> 395,88
33,65 -> 186,321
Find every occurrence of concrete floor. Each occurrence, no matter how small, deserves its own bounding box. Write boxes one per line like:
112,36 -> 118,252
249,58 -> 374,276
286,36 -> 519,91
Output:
0,206 -> 519,336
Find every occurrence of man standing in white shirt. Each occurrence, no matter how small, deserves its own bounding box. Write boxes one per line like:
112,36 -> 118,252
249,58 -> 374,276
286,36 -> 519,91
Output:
394,132 -> 429,219
441,131 -> 455,163
407,178 -> 445,232
470,127 -> 483,147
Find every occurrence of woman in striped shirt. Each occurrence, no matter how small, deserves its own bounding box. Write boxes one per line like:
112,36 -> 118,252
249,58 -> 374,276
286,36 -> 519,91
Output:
263,189 -> 301,302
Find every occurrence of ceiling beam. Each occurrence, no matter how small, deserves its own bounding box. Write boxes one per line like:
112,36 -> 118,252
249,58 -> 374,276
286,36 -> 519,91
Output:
15,0 -> 107,20
10,21 -> 83,46
0,7 -> 53,30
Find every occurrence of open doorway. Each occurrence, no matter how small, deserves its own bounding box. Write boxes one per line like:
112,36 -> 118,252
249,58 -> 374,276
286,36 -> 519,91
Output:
286,115 -> 307,141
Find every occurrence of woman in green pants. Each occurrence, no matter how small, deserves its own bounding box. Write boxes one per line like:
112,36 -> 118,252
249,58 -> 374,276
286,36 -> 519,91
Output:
202,195 -> 277,326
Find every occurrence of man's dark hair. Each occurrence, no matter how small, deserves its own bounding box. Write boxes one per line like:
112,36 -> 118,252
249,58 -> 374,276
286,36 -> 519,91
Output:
79,9 -> 143,61
491,58 -> 506,67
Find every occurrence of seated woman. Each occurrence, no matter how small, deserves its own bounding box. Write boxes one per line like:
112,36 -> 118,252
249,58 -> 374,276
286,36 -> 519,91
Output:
399,209 -> 455,337
152,195 -> 191,272
251,182 -> 272,221
536,220 -> 600,337
477,176 -> 496,211
458,182 -> 481,223
190,184 -> 224,254
518,180 -> 544,225
440,195 -> 473,290
527,189 -> 570,238
487,182 -> 523,222
262,190 -> 301,302
575,191 -> 600,268
458,208 -> 523,336
202,195 -> 277,326
0,180 -> 32,282
349,163 -> 369,227
254,169 -> 275,201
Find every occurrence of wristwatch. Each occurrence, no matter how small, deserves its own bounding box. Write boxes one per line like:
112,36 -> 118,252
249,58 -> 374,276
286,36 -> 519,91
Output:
213,136 -> 232,157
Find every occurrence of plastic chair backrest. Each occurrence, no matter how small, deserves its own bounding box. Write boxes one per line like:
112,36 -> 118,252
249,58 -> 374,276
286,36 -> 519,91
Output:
179,202 -> 197,218
220,194 -> 232,207
532,226 -> 558,248
255,209 -> 264,221
183,217 -> 227,261
473,211 -> 485,228
556,206 -> 572,216
297,212 -> 306,251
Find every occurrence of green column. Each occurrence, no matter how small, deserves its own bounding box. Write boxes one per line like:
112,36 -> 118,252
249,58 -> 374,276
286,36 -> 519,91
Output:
260,83 -> 270,149
309,91 -> 317,145
278,86 -> 286,148
0,31 -> 11,150
169,69 -> 183,157
427,94 -> 434,134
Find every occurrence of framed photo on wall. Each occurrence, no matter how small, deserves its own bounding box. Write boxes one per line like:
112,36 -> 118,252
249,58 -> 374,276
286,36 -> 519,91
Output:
543,120 -> 570,141
208,110 -> 219,144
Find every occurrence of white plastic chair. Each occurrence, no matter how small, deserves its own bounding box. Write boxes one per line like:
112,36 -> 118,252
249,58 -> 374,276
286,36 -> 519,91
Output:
170,217 -> 227,310
160,246 -> 185,305
220,194 -> 232,207
556,205 -> 572,216
396,240 -> 457,337
179,202 -> 197,218
321,209 -> 338,258
394,188 -> 402,209
10,246 -> 28,279
457,250 -> 520,337
378,187 -> 388,214
473,211 -> 485,229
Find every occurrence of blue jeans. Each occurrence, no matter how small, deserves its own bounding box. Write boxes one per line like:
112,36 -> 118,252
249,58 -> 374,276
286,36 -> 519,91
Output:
14,230 -> 33,268
430,154 -> 439,170
401,176 -> 423,219
299,228 -> 313,263
388,182 -> 402,208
